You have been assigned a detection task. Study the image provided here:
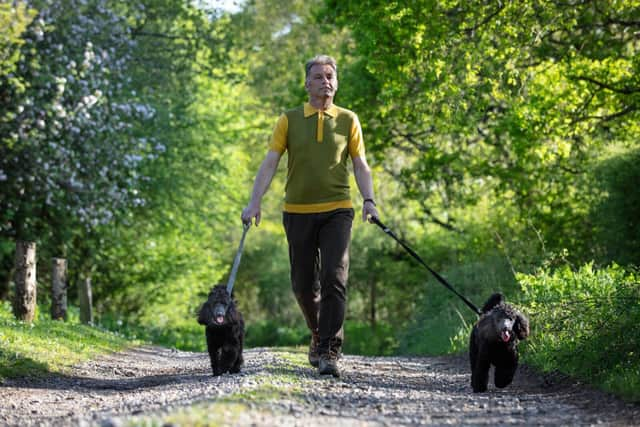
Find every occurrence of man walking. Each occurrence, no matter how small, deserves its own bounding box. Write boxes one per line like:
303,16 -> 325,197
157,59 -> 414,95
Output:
241,55 -> 378,377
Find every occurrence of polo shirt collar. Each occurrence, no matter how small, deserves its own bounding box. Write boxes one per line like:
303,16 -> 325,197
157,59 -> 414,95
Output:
304,102 -> 338,118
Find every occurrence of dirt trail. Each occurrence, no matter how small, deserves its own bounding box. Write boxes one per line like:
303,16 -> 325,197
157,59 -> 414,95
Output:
1,346 -> 638,426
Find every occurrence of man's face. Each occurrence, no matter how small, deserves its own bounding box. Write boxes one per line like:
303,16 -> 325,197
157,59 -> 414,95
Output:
305,63 -> 338,99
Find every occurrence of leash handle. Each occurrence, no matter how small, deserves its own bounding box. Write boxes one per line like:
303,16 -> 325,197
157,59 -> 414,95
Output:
226,222 -> 251,295
371,217 -> 482,316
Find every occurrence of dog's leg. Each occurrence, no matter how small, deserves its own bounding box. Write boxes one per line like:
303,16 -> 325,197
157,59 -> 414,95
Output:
472,357 -> 491,393
230,352 -> 243,374
230,336 -> 244,374
206,332 -> 223,376
220,344 -> 240,374
209,349 -> 223,376
469,329 -> 479,372
494,365 -> 517,388
494,353 -> 518,388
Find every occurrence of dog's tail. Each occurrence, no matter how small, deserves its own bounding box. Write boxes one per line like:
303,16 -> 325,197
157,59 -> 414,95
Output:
481,293 -> 504,313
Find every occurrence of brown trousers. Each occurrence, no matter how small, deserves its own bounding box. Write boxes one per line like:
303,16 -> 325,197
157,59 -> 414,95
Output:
283,208 -> 354,354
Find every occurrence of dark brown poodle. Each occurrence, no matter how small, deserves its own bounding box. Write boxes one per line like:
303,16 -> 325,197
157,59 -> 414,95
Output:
197,285 -> 245,376
469,293 -> 530,392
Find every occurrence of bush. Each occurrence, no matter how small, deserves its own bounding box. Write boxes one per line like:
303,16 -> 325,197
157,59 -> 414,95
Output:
518,263 -> 640,402
590,148 -> 640,266
245,320 -> 308,348
343,320 -> 398,356
398,254 -> 517,355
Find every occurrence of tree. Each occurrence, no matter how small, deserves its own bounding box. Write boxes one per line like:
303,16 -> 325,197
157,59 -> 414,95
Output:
323,0 -> 640,261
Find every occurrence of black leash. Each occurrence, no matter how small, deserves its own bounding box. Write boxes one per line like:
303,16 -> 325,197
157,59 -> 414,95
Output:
226,222 -> 251,296
371,216 -> 482,316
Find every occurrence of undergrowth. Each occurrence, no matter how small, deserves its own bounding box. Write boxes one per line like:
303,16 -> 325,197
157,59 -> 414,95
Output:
517,263 -> 640,402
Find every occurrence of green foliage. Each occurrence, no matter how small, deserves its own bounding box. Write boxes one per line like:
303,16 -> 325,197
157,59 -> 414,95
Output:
343,320 -> 398,356
0,1 -> 35,81
518,264 -> 640,402
245,320 -> 308,348
589,147 -> 640,266
324,0 -> 639,264
233,223 -> 300,329
0,301 -> 135,380
399,252 -> 518,355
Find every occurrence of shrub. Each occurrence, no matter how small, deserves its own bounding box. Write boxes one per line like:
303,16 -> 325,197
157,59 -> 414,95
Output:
245,320 -> 308,348
518,263 -> 640,401
343,321 -> 398,356
398,254 -> 517,355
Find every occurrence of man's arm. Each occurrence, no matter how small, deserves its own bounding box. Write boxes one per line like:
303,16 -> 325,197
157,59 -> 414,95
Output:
241,150 -> 282,226
352,155 -> 379,222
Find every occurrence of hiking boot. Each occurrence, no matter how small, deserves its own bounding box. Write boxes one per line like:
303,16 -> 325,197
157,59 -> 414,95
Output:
308,331 -> 320,367
318,351 -> 340,377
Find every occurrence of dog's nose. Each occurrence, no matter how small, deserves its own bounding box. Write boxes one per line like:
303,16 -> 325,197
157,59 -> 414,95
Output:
213,304 -> 226,316
212,304 -> 227,324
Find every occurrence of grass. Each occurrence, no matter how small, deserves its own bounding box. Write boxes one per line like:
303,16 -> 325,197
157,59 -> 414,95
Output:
0,301 -> 139,380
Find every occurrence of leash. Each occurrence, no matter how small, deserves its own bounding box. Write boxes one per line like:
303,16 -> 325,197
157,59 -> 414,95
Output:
370,216 -> 482,316
226,222 -> 251,295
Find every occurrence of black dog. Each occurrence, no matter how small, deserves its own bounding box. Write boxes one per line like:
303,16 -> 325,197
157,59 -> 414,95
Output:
469,293 -> 530,392
197,285 -> 245,376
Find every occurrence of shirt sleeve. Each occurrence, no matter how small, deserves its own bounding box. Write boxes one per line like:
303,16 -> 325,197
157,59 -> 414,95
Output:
269,114 -> 288,154
348,114 -> 365,158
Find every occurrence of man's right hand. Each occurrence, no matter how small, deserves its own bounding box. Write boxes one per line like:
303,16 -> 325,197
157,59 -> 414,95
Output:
241,202 -> 261,226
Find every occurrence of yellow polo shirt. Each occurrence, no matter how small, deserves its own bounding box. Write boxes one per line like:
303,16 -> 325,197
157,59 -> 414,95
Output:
269,103 -> 365,213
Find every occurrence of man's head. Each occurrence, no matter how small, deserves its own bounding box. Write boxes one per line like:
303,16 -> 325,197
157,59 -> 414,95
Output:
305,55 -> 338,101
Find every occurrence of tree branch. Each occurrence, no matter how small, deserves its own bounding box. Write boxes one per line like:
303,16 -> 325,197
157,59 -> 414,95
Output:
580,104 -> 638,122
461,1 -> 505,36
419,200 -> 462,233
570,75 -> 640,95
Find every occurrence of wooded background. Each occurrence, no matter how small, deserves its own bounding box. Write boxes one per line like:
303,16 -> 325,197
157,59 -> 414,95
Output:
1,0 -> 638,360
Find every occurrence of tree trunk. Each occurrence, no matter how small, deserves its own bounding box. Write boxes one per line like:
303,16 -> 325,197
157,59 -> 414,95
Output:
79,276 -> 93,324
51,258 -> 68,320
13,241 -> 37,322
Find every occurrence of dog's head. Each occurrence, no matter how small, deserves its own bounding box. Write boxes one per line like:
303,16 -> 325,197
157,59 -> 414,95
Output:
488,304 -> 530,343
197,285 -> 237,327
481,292 -> 530,342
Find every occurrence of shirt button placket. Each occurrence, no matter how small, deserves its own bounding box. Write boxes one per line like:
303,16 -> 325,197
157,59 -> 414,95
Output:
317,111 -> 323,143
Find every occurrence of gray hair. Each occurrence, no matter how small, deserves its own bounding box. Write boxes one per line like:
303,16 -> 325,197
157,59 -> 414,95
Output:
305,55 -> 338,78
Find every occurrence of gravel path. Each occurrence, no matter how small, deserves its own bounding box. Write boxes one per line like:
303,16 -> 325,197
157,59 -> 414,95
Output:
1,345 -> 638,426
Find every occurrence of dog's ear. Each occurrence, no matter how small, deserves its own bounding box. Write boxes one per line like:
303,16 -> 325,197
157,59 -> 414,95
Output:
482,293 -> 504,313
197,302 -> 210,325
226,301 -> 239,323
514,312 -> 530,340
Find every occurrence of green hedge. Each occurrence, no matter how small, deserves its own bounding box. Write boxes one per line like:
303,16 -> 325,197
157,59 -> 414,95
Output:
518,263 -> 640,402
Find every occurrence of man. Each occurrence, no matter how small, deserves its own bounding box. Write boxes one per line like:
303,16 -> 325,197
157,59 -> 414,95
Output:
241,55 -> 378,377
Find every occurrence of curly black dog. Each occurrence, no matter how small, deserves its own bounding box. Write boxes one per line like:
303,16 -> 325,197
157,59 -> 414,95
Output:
469,293 -> 530,392
197,285 -> 245,376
